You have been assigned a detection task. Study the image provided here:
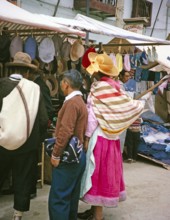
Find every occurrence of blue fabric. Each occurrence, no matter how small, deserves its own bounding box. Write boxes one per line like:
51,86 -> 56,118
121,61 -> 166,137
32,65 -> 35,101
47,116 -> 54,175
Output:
130,54 -> 135,69
24,36 -> 37,59
124,78 -> 136,91
165,137 -> 170,143
142,122 -> 169,134
141,69 -> 149,81
151,151 -> 170,160
165,145 -> 170,152
140,51 -> 148,65
48,151 -> 86,220
141,110 -> 164,124
154,71 -> 161,93
135,67 -> 142,82
151,143 -> 166,151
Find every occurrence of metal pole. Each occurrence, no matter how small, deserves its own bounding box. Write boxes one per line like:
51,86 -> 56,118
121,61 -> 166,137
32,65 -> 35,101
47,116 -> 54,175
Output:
85,0 -> 90,45
150,0 -> 163,36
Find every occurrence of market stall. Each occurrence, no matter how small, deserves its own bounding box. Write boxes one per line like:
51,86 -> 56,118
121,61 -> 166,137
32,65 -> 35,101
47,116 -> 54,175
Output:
1,0 -> 170,181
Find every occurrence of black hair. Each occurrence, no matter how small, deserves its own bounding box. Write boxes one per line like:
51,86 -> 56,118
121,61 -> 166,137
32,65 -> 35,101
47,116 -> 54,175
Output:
119,69 -> 126,77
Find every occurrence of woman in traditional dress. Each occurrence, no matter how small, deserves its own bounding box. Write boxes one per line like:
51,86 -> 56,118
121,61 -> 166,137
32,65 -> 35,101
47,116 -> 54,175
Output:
80,52 -> 145,220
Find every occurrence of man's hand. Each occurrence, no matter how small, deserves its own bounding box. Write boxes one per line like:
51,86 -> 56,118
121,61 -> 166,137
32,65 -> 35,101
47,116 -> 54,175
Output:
51,157 -> 60,167
84,136 -> 90,152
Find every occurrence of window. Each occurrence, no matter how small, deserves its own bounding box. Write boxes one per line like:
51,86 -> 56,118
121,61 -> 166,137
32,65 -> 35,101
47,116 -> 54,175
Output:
132,0 -> 152,26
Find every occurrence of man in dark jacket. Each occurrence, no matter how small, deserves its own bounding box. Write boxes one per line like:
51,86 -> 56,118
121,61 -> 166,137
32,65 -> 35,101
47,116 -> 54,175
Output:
0,52 -> 48,220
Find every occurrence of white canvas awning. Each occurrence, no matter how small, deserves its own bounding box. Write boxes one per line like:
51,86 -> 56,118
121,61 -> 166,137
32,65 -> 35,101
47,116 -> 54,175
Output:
0,0 -> 85,37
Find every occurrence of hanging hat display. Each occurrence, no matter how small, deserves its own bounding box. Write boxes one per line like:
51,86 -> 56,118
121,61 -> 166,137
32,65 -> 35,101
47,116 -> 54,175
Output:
10,35 -> 23,59
70,39 -> 85,62
24,35 -> 37,60
82,46 -> 96,68
43,75 -> 58,97
0,32 -> 11,62
60,40 -> 71,61
52,34 -> 64,57
38,37 -> 55,63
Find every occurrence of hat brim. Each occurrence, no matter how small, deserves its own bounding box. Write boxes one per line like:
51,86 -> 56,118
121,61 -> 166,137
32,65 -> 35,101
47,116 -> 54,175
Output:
70,43 -> 85,62
87,52 -> 119,77
5,62 -> 37,70
44,75 -> 58,97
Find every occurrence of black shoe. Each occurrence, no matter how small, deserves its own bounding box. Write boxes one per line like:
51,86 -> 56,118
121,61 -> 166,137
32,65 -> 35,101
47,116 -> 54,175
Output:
77,209 -> 93,219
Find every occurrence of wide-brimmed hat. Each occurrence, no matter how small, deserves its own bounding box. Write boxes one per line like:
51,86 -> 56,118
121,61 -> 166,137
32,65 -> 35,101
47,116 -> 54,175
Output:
38,37 -> 55,63
70,39 -> 85,62
43,75 -> 58,97
86,52 -> 119,76
5,51 -> 37,69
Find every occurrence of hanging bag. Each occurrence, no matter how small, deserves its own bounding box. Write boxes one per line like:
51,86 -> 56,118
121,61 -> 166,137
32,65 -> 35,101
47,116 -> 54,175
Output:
44,136 -> 83,163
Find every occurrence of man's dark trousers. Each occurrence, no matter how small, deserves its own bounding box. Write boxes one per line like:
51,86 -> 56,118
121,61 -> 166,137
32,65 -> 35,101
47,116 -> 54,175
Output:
48,151 -> 86,220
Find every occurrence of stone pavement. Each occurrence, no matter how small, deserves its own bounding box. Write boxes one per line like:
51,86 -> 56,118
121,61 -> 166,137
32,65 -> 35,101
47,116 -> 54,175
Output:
0,158 -> 170,220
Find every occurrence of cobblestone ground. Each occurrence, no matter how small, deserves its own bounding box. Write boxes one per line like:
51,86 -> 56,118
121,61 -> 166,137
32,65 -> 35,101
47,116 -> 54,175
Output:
0,158 -> 170,220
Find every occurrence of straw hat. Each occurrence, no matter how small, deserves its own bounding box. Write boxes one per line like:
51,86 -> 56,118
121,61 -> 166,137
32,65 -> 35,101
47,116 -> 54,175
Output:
43,75 -> 58,97
86,52 -> 119,76
70,39 -> 85,62
5,51 -> 37,69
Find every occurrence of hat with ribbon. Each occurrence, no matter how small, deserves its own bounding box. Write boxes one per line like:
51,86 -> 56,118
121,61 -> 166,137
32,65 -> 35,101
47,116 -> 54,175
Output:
38,37 -> 55,63
10,35 -> 23,58
82,46 -> 96,68
70,39 -> 85,62
86,52 -> 119,76
5,51 -> 37,69
24,36 -> 37,60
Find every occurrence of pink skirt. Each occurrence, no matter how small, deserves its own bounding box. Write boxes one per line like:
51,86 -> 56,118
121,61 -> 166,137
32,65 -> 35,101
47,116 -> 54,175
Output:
82,136 -> 126,207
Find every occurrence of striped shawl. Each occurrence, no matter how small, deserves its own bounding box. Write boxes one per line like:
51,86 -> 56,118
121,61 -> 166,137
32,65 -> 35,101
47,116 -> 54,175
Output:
90,79 -> 144,138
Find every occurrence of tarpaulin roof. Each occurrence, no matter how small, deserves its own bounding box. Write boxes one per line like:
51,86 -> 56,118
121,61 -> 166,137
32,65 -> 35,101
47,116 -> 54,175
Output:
41,13 -> 170,45
0,0 -> 85,37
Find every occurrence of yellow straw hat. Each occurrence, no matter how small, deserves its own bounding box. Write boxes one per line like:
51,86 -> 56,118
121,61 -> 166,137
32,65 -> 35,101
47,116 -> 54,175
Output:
86,52 -> 119,76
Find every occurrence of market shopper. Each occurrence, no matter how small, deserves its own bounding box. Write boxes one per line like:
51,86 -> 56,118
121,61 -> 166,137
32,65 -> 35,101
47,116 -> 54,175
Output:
118,69 -> 131,153
28,66 -> 55,199
48,69 -> 88,220
124,118 -> 143,163
0,52 -> 48,220
79,52 -> 146,220
118,69 -> 131,89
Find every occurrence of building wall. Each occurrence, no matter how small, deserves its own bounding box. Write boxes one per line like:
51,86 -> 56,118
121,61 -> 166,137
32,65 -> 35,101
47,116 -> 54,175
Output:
20,0 -> 170,42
